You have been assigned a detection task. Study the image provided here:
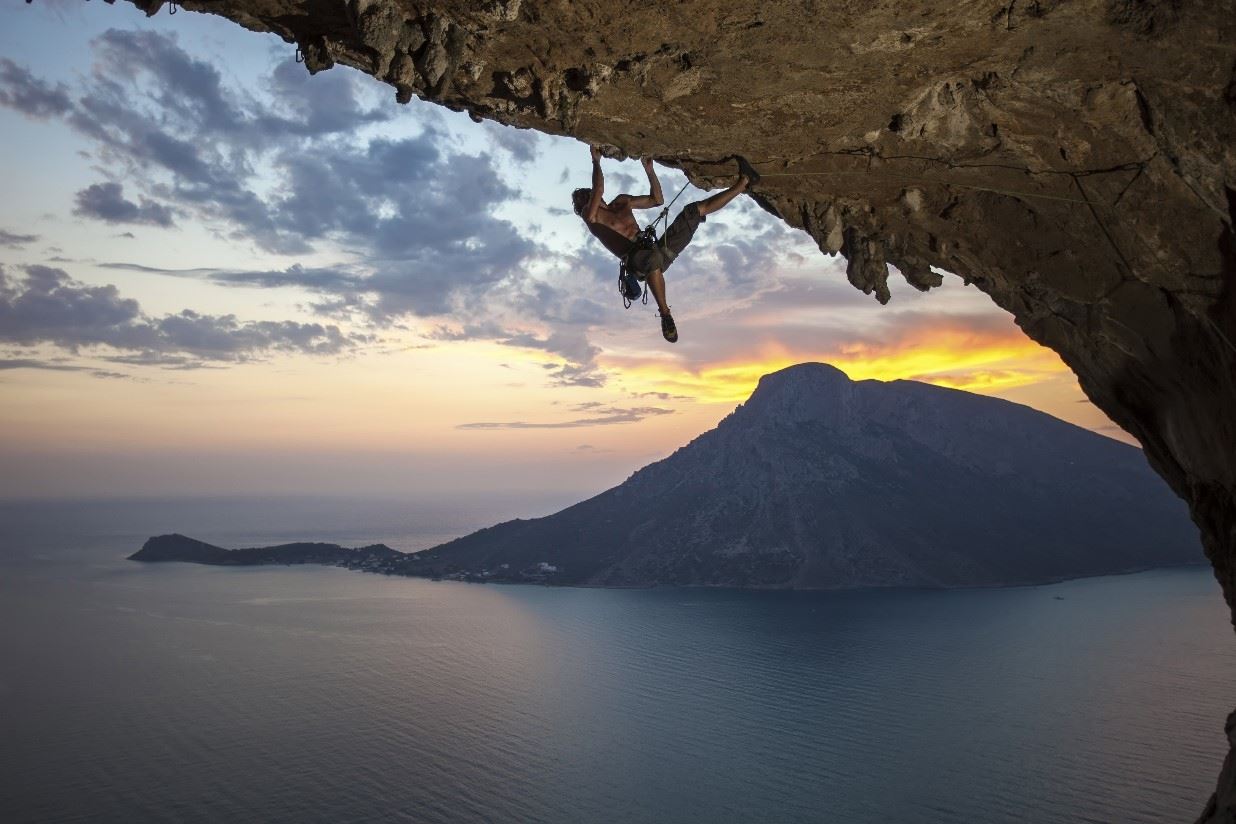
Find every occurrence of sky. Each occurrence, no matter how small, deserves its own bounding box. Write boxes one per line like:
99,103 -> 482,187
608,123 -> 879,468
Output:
0,2 -> 1128,507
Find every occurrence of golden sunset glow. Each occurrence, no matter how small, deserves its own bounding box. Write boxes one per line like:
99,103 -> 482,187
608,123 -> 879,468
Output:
601,326 -> 1068,405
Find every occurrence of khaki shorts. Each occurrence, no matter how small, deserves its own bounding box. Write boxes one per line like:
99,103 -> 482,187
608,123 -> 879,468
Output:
626,203 -> 706,278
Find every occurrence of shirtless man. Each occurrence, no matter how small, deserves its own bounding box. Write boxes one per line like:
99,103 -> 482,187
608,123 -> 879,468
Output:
573,147 -> 759,342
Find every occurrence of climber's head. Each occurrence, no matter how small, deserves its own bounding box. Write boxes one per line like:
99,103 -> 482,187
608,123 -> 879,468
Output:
572,188 -> 591,217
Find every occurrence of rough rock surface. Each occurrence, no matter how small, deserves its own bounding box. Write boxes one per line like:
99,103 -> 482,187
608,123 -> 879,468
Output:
409,363 -> 1200,588
113,0 -> 1235,816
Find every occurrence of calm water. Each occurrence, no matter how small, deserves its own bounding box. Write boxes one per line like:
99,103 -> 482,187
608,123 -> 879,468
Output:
1,499 -> 1232,823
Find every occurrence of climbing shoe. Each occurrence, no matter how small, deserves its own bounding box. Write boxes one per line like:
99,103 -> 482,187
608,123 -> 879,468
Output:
660,311 -> 678,343
736,156 -> 761,187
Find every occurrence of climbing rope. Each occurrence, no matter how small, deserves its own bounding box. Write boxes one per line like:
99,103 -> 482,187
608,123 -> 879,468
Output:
748,159 -> 1236,358
647,180 -> 691,247
755,169 -> 1103,206
688,151 -> 1150,208
1201,313 -> 1236,358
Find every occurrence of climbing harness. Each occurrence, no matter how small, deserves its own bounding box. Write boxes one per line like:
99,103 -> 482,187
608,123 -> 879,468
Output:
618,180 -> 691,309
618,227 -> 656,308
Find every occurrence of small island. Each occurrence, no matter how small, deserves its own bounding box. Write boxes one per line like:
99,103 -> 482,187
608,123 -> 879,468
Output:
128,534 -> 560,583
130,534 -> 403,571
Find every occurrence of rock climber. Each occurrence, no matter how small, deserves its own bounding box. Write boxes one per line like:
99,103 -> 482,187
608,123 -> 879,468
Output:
573,147 -> 759,342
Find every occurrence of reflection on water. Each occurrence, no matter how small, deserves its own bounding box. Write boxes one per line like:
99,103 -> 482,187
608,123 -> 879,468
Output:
0,500 -> 1231,823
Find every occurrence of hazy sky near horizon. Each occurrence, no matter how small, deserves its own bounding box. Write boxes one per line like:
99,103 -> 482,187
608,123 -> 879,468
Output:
0,2 -> 1129,503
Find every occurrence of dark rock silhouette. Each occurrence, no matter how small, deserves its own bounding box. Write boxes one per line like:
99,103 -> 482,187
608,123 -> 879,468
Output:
408,363 -> 1198,587
130,534 -> 401,567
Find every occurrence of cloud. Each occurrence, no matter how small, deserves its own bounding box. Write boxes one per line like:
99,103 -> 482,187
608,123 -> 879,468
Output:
425,318 -> 608,387
0,264 -> 369,365
103,258 -> 611,385
0,229 -> 39,248
98,352 -> 222,370
0,58 -> 72,119
572,444 -> 615,453
30,32 -> 508,252
74,182 -> 175,227
0,33 -> 610,385
263,57 -> 393,136
0,33 -> 540,311
633,390 -> 693,401
103,245 -> 537,327
483,121 -> 539,163
606,169 -> 640,194
0,264 -> 144,349
100,261 -> 363,292
151,311 -> 362,359
458,405 -> 674,430
498,328 -> 603,385
0,357 -> 131,380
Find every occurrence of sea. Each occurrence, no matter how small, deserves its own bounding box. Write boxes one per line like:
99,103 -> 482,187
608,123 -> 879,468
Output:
1,497 -> 1232,824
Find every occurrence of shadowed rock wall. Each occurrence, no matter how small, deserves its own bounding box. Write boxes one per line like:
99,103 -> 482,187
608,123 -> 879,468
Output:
116,0 -> 1236,816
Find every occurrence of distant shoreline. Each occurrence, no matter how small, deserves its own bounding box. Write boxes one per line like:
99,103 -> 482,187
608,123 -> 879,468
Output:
129,534 -> 1208,594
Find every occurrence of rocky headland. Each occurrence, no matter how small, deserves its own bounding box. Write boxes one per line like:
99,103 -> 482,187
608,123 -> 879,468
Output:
130,534 -> 402,568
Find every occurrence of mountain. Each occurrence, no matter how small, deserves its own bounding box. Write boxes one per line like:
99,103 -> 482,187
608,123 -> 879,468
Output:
130,534 -> 401,568
405,363 -> 1200,589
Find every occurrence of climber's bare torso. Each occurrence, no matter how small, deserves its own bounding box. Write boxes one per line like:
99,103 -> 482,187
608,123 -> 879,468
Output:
584,199 -> 641,258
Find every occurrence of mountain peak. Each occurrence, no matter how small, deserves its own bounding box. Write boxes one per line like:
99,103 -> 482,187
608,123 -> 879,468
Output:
766,361 -> 849,379
753,362 -> 850,390
742,362 -> 855,424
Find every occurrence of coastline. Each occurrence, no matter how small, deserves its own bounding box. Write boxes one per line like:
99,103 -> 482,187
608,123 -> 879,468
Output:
128,536 -> 1209,596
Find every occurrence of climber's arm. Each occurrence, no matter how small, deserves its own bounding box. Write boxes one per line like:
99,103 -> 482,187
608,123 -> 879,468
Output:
623,157 -> 665,210
584,145 -> 605,222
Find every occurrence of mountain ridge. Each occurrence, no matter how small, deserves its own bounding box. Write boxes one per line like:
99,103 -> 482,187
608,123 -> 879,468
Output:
404,363 -> 1199,588
130,364 -> 1200,589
